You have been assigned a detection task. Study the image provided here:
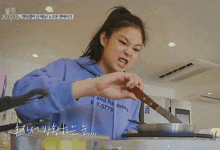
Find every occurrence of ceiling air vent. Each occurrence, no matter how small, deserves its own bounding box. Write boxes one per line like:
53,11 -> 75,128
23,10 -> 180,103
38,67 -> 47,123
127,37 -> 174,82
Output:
158,59 -> 219,82
159,63 -> 194,79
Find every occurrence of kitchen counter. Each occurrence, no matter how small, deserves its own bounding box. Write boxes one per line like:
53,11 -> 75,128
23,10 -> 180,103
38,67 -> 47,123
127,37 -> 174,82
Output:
9,131 -> 110,150
5,130 -> 220,150
96,137 -> 220,150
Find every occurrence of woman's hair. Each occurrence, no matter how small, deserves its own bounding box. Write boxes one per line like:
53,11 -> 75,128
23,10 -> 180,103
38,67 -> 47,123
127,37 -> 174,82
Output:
81,6 -> 148,62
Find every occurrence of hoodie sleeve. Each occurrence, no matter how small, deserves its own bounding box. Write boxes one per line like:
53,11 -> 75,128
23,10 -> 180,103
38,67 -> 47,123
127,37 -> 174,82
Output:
122,100 -> 141,133
12,58 -> 76,124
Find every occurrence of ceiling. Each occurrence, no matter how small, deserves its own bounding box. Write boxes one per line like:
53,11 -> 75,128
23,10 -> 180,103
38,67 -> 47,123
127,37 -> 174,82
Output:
0,0 -> 220,101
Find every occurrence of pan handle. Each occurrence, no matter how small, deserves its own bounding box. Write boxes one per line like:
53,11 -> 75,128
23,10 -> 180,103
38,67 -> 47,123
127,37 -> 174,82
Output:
0,89 -> 49,112
15,89 -> 49,101
128,119 -> 146,125
0,119 -> 50,132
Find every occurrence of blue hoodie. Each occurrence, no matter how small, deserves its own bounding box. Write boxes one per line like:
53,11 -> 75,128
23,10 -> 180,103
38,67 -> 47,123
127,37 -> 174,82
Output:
12,56 -> 141,140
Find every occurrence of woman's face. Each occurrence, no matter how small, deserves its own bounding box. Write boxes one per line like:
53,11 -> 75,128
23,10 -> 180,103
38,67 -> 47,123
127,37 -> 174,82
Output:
99,26 -> 143,74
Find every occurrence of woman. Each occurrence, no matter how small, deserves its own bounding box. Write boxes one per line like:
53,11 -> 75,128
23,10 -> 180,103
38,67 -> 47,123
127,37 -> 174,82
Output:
12,6 -> 148,140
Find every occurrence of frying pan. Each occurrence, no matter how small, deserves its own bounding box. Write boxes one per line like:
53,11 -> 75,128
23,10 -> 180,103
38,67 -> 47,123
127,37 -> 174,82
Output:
128,87 -> 197,133
128,120 -> 197,134
138,123 -> 196,133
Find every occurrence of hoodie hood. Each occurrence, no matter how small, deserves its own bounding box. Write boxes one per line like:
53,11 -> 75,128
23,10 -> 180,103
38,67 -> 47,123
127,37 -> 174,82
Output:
75,56 -> 104,77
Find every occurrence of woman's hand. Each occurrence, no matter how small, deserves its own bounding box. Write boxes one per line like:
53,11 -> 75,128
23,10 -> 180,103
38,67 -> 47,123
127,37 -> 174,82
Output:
127,130 -> 138,134
94,72 -> 144,100
72,72 -> 144,100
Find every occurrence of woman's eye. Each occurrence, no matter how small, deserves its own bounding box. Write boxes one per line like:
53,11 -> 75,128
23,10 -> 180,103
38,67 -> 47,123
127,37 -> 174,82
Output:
119,40 -> 126,45
133,48 -> 140,52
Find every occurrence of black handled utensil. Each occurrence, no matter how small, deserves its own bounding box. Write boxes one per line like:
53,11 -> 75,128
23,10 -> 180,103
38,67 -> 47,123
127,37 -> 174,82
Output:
0,89 -> 49,112
128,119 -> 146,125
0,119 -> 50,132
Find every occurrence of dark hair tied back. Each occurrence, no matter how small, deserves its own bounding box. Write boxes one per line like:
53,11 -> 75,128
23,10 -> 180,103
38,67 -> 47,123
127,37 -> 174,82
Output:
81,6 -> 148,63
110,6 -> 131,15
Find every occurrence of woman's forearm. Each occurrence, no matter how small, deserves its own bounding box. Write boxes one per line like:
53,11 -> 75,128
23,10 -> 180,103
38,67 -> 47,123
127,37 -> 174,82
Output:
72,78 -> 97,99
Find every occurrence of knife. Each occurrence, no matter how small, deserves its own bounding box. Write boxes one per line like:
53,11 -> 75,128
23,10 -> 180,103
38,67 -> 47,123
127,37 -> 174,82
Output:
128,87 -> 182,123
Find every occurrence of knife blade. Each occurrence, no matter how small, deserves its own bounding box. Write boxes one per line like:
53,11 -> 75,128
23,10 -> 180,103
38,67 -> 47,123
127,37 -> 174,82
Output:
128,87 -> 182,123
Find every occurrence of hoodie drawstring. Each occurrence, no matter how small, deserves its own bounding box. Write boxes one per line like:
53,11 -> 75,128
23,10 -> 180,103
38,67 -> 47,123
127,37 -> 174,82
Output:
91,75 -> 99,133
91,96 -> 96,133
112,100 -> 116,139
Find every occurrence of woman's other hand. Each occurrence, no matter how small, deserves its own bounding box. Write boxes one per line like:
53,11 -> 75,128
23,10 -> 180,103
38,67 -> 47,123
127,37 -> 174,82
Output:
127,130 -> 138,134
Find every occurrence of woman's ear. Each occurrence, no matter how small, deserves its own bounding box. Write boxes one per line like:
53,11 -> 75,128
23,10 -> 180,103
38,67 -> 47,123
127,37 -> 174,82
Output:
100,31 -> 107,47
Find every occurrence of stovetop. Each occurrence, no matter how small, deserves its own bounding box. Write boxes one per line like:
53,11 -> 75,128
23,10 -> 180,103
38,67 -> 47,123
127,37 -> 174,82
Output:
122,132 -> 213,138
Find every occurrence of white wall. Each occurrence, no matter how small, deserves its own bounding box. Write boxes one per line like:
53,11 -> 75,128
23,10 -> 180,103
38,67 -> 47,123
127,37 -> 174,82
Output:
144,84 -> 175,99
0,56 -> 45,96
191,99 -> 220,132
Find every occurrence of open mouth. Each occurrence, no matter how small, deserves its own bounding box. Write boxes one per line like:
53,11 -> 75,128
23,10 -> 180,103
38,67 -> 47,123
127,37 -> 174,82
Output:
118,58 -> 128,67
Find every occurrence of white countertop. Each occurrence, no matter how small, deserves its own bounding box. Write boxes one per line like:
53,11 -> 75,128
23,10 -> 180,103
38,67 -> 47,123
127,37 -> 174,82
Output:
96,138 -> 220,150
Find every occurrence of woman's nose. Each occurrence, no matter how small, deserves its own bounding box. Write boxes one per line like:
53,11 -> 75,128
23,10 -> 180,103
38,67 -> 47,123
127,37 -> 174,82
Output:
124,48 -> 133,57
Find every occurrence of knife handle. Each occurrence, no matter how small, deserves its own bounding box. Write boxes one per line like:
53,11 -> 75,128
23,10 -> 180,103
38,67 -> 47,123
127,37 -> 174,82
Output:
128,87 -> 159,110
